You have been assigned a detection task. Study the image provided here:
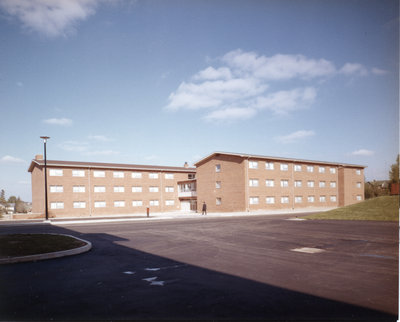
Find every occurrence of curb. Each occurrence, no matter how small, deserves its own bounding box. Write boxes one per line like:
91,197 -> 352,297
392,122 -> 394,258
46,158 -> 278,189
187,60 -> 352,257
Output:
0,234 -> 92,265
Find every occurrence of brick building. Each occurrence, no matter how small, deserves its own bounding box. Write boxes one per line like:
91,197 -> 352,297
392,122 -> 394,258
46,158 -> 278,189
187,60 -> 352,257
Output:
28,151 -> 365,218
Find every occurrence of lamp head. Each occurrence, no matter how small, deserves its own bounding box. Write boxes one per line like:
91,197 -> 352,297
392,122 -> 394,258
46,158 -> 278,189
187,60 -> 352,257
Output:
40,136 -> 50,143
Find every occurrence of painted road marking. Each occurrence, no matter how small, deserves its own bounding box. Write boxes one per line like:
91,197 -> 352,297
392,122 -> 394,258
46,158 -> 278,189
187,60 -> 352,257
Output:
291,247 -> 325,254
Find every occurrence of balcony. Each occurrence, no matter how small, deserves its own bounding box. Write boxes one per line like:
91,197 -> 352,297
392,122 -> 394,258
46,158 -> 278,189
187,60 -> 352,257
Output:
178,190 -> 197,198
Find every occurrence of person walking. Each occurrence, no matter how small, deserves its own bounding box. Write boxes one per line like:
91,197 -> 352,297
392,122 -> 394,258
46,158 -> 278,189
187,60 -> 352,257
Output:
202,201 -> 207,215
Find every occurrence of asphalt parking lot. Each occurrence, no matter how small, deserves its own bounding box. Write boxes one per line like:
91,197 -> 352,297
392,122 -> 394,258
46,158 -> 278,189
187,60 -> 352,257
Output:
0,214 -> 397,321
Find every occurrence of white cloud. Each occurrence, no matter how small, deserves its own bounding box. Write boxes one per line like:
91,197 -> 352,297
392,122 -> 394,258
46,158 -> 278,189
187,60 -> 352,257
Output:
275,130 -> 315,144
43,118 -> 73,126
0,0 -> 101,37
0,155 -> 26,163
351,149 -> 375,156
371,67 -> 389,75
193,66 -> 232,81
339,63 -> 368,76
88,135 -> 113,142
204,107 -> 257,122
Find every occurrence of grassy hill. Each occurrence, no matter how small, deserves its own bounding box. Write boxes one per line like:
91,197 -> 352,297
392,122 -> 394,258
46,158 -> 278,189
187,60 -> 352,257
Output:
305,195 -> 399,221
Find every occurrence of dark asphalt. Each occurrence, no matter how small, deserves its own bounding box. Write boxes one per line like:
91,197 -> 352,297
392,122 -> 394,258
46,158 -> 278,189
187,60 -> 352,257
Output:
0,214 -> 397,321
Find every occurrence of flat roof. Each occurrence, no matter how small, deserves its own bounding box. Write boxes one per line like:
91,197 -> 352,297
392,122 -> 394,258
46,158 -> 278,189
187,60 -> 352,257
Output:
194,151 -> 366,168
28,159 -> 196,173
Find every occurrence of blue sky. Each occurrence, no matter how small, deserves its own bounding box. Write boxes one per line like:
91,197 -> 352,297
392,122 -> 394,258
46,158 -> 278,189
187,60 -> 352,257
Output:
0,0 -> 398,201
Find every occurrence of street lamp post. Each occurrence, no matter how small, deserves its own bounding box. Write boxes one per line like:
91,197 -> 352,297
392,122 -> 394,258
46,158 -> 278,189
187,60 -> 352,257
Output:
40,136 -> 50,221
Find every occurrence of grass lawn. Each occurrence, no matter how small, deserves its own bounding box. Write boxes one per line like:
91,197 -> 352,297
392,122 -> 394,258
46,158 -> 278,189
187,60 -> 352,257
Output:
305,195 -> 399,221
0,234 -> 86,258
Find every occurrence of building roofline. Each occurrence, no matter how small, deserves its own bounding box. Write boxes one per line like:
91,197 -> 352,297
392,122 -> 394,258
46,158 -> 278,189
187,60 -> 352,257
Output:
194,151 -> 367,168
28,159 -> 196,173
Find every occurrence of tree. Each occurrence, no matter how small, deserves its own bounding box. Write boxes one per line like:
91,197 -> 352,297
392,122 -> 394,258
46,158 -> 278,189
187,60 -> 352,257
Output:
7,196 -> 17,204
0,189 -> 6,205
389,155 -> 399,183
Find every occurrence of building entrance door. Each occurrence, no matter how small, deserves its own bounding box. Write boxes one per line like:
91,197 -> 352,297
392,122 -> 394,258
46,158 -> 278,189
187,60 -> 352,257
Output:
181,201 -> 190,212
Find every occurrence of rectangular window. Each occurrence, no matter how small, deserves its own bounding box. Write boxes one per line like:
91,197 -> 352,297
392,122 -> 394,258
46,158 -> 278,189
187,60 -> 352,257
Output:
132,200 -> 143,207
73,201 -> 86,209
72,170 -> 85,177
249,197 -> 259,205
307,180 -> 315,188
356,182 -> 362,188
308,196 -> 315,203
216,181 -> 221,189
216,198 -> 222,205
319,181 -> 326,188
149,200 -> 159,206
319,166 -> 325,173
280,180 -> 289,187
114,201 -> 125,207
149,173 -> 159,179
330,181 -> 337,188
165,173 -> 174,179
94,201 -> 106,208
330,168 -> 336,174
265,179 -> 274,187
356,169 -> 361,175
294,164 -> 302,172
165,200 -> 174,206
280,163 -> 288,171
249,161 -> 258,169
50,202 -> 64,209
73,185 -> 85,193
113,171 -> 124,178
356,195 -> 362,201
93,171 -> 105,178
266,196 -> 275,204
265,162 -> 274,170
114,186 -> 125,193
307,165 -> 314,173
330,195 -> 337,202
132,186 -> 142,193
215,164 -> 221,172
281,196 -> 289,204
149,186 -> 159,193
188,173 -> 195,179
294,180 -> 302,187
49,169 -> 63,176
132,172 -> 142,179
94,186 -> 106,193
165,186 -> 174,192
249,179 -> 259,187
50,185 -> 63,193
319,196 -> 326,202
295,196 -> 303,203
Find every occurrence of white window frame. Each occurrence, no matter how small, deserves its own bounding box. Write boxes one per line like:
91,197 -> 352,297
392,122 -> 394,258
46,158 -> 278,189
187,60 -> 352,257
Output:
265,162 -> 274,170
308,196 -> 315,203
132,186 -> 142,193
72,170 -> 85,177
94,186 -> 106,193
93,170 -> 105,178
149,200 -> 159,206
307,165 -> 314,173
149,186 -> 159,193
215,164 -> 221,172
113,171 -> 124,178
50,185 -> 63,193
114,186 -> 125,193
216,181 -> 221,189
307,180 -> 315,188
319,181 -> 326,188
114,200 -> 125,208
165,173 -> 174,179
330,168 -> 336,174
280,163 -> 289,171
280,180 -> 289,188
132,172 -> 142,179
265,179 -> 274,187
294,180 -> 302,188
94,201 -> 106,208
249,196 -> 259,205
132,200 -> 143,207
356,182 -> 362,188
165,200 -> 174,206
356,169 -> 361,175
73,201 -> 86,209
294,165 -> 302,172
73,185 -> 85,193
281,196 -> 289,204
319,166 -> 325,173
319,196 -> 326,202
356,195 -> 362,201
50,202 -> 64,209
249,161 -> 258,169
49,169 -> 63,176
330,181 -> 337,188
295,196 -> 303,203
266,196 -> 275,204
216,198 -> 222,205
330,195 -> 337,202
249,179 -> 259,187
165,186 -> 174,193
149,173 -> 159,179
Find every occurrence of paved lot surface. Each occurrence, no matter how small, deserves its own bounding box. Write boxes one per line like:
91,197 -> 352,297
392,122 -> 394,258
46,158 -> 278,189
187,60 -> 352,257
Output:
0,214 -> 397,320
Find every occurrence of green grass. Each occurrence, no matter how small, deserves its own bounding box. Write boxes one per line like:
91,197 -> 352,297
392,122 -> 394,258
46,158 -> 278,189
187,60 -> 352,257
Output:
0,234 -> 86,258
305,195 -> 399,221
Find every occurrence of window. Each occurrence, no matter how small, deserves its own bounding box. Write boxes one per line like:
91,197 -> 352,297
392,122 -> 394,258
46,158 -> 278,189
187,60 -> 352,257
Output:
249,161 -> 258,169
165,200 -> 174,206
308,196 -> 315,203
94,201 -> 106,208
356,182 -> 362,188
72,170 -> 85,177
319,166 -> 325,173
216,181 -> 221,189
113,171 -> 124,178
132,186 -> 142,193
132,172 -> 142,179
249,179 -> 259,187
330,195 -> 337,202
165,186 -> 174,193
307,180 -> 315,188
149,173 -> 159,179
94,186 -> 106,193
265,162 -> 274,170
215,164 -> 221,172
330,181 -> 337,188
165,173 -> 174,179
281,196 -> 289,204
188,173 -> 195,179
114,201 -> 125,207
132,200 -> 143,207
280,163 -> 288,171
73,185 -> 85,193
50,202 -> 64,209
356,169 -> 361,175
93,171 -> 105,178
266,197 -> 275,204
295,196 -> 303,203
330,168 -> 336,174
149,186 -> 159,193
50,185 -> 63,193
356,195 -> 362,201
265,179 -> 274,187
280,180 -> 289,187
73,202 -> 86,209
319,196 -> 326,202
114,186 -> 125,193
249,197 -> 259,205
49,169 -> 63,176
307,165 -> 314,173
216,198 -> 222,205
294,180 -> 302,187
294,165 -> 302,172
149,200 -> 159,206
319,181 -> 326,188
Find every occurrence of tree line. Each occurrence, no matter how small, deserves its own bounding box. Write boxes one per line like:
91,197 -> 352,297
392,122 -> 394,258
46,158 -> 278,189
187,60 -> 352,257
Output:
0,189 -> 29,214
